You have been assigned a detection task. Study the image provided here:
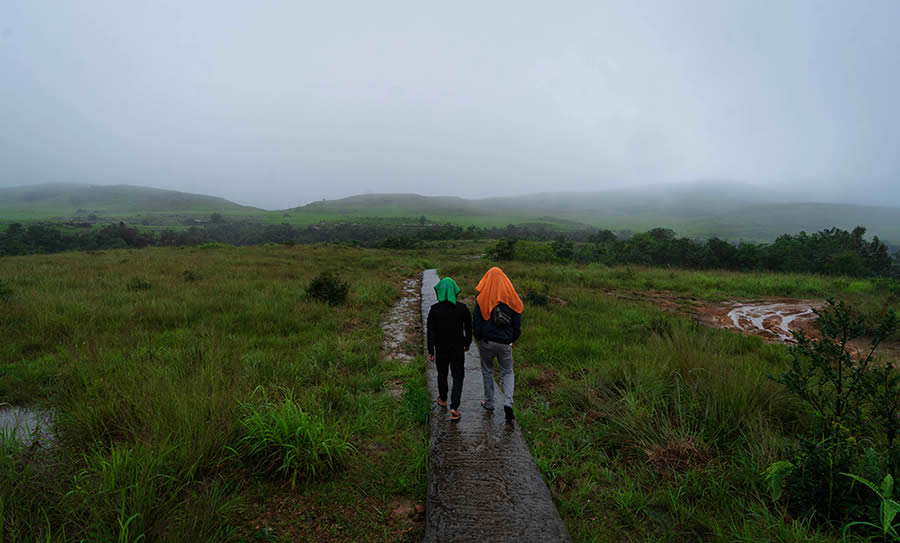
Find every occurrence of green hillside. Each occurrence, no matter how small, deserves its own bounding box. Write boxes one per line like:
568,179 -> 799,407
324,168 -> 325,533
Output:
679,203 -> 900,243
0,183 -> 261,221
1,183 -> 897,243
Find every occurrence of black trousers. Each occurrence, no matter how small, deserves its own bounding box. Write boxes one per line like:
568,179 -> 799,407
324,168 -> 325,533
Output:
435,347 -> 465,410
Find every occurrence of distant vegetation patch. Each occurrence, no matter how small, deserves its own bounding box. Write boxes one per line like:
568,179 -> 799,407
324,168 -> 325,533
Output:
307,271 -> 350,306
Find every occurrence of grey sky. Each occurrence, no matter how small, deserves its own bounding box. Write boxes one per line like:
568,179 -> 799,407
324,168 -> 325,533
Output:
1,1 -> 899,209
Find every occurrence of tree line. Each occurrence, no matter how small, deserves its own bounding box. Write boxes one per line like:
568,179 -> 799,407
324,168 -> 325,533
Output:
490,226 -> 897,278
1,220 -> 897,278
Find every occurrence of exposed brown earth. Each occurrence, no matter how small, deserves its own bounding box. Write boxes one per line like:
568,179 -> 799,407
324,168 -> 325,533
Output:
607,289 -> 899,361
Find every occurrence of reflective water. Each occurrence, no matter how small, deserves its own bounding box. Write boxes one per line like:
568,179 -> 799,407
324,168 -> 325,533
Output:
727,303 -> 817,342
0,405 -> 54,443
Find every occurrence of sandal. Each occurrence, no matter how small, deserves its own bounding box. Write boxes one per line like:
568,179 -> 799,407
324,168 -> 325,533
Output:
449,409 -> 461,421
480,400 -> 494,410
436,398 -> 447,407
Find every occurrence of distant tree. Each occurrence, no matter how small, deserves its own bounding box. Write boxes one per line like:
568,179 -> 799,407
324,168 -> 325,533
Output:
210,213 -> 226,224
551,235 -> 574,261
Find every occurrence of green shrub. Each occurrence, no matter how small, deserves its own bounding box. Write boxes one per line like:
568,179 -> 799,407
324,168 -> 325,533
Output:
487,239 -> 517,261
230,388 -> 354,486
0,279 -> 12,302
182,269 -> 202,281
521,279 -> 549,306
126,277 -> 152,291
307,271 -> 349,306
770,299 -> 899,523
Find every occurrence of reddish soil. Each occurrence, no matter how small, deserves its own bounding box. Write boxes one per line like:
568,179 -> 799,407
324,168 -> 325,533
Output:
607,289 -> 899,361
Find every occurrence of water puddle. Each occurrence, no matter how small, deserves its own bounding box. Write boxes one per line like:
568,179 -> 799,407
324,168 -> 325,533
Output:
382,274 -> 423,362
0,405 -> 55,445
726,302 -> 818,342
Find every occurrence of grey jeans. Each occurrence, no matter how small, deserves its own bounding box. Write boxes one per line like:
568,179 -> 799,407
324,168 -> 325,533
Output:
477,340 -> 515,408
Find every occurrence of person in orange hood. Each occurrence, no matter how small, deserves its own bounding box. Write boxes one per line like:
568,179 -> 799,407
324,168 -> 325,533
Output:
473,267 -> 523,423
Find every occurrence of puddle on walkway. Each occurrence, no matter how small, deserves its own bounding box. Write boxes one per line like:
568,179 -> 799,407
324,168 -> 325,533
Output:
0,405 -> 55,444
382,274 -> 423,362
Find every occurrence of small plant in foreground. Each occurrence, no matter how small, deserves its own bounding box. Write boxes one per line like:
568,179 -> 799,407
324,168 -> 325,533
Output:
307,271 -> 349,306
182,269 -> 202,281
770,299 -> 898,524
230,387 -> 354,486
126,277 -> 152,291
842,473 -> 900,541
0,279 -> 12,302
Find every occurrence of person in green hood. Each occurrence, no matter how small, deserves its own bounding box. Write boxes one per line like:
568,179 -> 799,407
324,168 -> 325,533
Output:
427,277 -> 473,421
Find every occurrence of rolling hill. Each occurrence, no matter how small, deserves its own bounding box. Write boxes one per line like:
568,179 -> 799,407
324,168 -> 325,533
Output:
0,183 -> 261,220
1,182 -> 897,244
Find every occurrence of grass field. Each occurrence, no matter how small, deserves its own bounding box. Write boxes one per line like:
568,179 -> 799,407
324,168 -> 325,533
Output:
431,253 -> 898,542
1,242 -> 897,541
0,245 -> 433,542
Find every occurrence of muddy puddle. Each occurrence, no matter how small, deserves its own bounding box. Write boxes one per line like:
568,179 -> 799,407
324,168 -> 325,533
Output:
0,405 -> 54,444
725,302 -> 817,342
382,274 -> 423,362
609,290 -> 822,344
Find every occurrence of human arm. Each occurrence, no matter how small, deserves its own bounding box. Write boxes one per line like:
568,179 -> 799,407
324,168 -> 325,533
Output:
511,310 -> 521,343
461,302 -> 472,350
426,306 -> 435,358
472,301 -> 484,341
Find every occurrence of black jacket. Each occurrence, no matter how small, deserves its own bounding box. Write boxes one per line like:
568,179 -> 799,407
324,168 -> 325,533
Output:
427,301 -> 473,355
473,301 -> 521,345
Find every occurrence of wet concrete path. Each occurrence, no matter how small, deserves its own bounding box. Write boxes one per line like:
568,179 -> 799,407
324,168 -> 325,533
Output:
421,269 -> 571,543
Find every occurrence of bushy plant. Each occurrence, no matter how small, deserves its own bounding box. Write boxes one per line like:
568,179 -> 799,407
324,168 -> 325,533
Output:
551,235 -> 574,261
230,388 -> 354,486
521,280 -> 549,306
770,299 -> 898,523
487,238 -> 517,261
126,277 -> 152,291
182,269 -> 202,281
0,279 -> 12,302
307,271 -> 349,305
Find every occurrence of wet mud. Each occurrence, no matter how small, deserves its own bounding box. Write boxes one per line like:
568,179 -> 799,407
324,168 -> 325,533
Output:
382,274 -> 423,362
421,270 -> 571,543
609,290 -> 821,343
609,289 -> 899,360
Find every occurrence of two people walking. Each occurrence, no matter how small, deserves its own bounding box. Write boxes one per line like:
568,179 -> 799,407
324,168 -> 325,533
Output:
426,267 -> 523,423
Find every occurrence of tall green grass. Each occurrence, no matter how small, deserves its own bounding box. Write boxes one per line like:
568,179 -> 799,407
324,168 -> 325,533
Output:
0,245 -> 430,541
430,256 -> 894,542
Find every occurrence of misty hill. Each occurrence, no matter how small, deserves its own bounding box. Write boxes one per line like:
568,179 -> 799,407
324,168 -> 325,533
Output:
294,181 -> 778,219
0,183 -> 260,220
680,203 -> 900,242
292,183 -> 899,243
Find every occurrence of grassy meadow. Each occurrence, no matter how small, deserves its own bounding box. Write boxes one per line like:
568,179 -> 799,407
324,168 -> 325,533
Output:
0,245 -> 433,542
431,255 -> 898,542
1,241 -> 898,542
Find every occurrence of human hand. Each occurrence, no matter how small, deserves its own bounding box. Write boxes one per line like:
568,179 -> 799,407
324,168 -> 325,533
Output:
429,353 -> 435,362
464,347 -> 469,352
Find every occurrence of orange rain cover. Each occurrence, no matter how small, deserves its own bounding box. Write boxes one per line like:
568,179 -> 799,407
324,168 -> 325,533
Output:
475,267 -> 524,320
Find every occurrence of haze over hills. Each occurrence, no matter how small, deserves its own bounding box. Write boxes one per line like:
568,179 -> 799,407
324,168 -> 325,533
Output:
0,182 -> 897,243
0,183 -> 262,220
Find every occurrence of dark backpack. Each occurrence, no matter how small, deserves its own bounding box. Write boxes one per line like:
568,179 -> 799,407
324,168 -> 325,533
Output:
490,305 -> 512,328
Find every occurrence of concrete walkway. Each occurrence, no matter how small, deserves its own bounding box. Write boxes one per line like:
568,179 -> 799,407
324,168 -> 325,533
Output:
421,270 -> 571,543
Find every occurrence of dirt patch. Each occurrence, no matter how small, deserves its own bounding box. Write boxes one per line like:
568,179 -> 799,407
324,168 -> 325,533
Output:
608,289 -> 821,343
242,492 -> 423,542
609,289 -> 900,361
644,438 -> 710,477
526,368 -> 559,394
381,274 -> 423,362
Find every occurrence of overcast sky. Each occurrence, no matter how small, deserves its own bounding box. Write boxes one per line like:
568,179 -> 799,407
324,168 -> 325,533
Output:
1,1 -> 899,209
